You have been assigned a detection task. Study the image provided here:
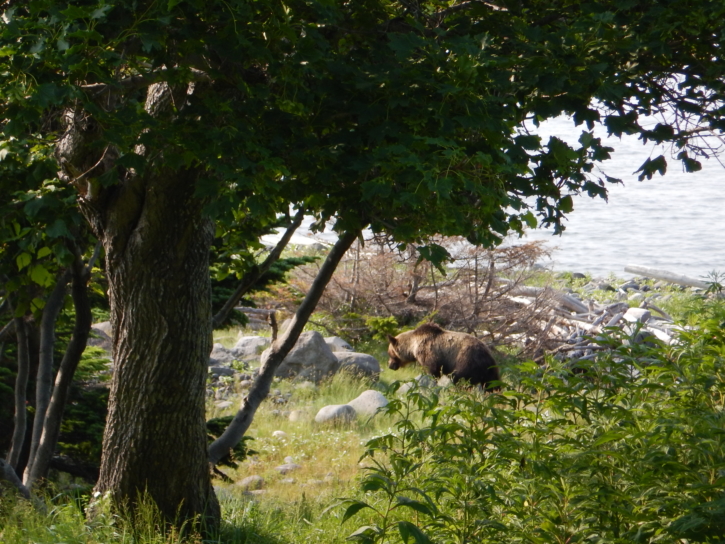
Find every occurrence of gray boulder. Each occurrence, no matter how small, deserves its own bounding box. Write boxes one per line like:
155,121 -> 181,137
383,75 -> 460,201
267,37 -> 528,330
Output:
209,343 -> 236,365
209,366 -> 235,377
270,331 -> 340,383
335,352 -> 381,378
233,336 -> 271,361
347,390 -> 388,417
325,336 -> 353,352
88,322 -> 113,354
314,404 -> 356,424
236,475 -> 264,490
275,463 -> 302,475
398,374 -> 437,396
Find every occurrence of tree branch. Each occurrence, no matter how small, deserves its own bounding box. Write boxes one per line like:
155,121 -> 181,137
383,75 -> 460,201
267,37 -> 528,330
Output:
212,207 -> 306,329
0,459 -> 30,500
25,247 -> 92,488
80,67 -> 210,95
0,319 -> 15,343
7,317 -> 29,472
24,269 -> 71,482
208,228 -> 360,465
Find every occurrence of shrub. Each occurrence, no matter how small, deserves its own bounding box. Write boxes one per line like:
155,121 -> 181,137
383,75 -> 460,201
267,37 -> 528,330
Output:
337,305 -> 725,544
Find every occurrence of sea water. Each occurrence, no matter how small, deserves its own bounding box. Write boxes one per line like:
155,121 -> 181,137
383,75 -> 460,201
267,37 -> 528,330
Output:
522,116 -> 725,280
265,117 -> 725,281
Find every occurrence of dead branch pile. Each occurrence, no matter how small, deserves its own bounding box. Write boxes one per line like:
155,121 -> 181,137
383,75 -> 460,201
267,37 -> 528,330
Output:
282,237 -> 684,361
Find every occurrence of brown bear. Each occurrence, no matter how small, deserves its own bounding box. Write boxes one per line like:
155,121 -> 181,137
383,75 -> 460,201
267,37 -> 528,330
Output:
387,323 -> 499,390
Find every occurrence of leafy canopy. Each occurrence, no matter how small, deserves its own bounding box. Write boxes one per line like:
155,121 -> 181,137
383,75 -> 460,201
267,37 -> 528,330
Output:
0,0 -> 723,265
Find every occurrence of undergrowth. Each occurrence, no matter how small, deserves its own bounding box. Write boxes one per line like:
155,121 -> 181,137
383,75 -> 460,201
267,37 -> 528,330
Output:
3,300 -> 725,544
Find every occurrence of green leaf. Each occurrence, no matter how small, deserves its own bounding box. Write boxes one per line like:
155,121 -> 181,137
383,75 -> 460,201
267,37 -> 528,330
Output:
46,219 -> 71,239
635,155 -> 667,181
398,521 -> 432,544
592,430 -> 627,447
61,6 -> 89,20
36,247 -> 52,259
394,496 -> 433,517
522,211 -> 537,228
90,5 -> 113,19
578,131 -> 594,147
16,252 -> 32,270
30,264 -> 53,286
342,500 -> 373,523
559,195 -> 573,214
346,525 -> 381,543
361,473 -> 394,493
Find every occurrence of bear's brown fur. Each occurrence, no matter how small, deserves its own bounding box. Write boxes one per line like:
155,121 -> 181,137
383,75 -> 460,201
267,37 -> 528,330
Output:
387,323 -> 499,390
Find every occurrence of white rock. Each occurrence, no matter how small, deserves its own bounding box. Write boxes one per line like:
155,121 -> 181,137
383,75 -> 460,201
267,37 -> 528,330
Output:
347,390 -> 388,417
272,430 -> 288,439
398,382 -> 415,396
232,336 -> 271,361
325,336 -> 353,351
314,404 -> 356,424
335,352 -> 381,378
289,410 -> 306,422
623,308 -> 651,323
284,456 -> 295,464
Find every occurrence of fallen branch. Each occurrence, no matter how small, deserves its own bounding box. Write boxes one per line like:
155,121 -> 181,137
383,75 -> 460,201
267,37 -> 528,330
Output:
624,264 -> 709,289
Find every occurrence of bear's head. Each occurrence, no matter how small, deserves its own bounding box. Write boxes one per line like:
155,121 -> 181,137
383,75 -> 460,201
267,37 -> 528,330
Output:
387,334 -> 414,370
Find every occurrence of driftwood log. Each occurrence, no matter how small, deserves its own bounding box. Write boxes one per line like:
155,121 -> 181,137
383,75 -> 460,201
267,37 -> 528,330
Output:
497,270 -> 685,366
624,264 -> 709,289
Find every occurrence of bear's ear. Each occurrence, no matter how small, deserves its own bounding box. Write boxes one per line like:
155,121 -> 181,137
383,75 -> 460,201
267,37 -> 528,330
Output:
387,334 -> 397,345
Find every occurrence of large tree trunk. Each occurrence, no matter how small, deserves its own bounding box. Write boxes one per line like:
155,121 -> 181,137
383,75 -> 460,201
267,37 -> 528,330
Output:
89,167 -> 219,529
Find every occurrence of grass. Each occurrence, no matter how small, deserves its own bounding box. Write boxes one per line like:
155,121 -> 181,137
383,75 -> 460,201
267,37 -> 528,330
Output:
208,355 -> 421,502
0,355 -> 421,544
5,291 -> 724,544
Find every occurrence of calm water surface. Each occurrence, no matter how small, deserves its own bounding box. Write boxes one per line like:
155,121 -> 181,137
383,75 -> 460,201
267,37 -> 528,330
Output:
266,117 -> 725,281
522,117 -> 725,280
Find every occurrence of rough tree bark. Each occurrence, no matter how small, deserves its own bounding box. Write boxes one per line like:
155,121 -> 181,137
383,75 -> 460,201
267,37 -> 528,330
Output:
83,166 -> 219,527
53,77 -> 219,527
208,229 -> 359,465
